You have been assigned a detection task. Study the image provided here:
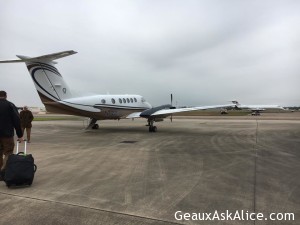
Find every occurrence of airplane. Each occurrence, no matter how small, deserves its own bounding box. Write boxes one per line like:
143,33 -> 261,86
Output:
16,106 -> 46,114
0,50 -> 236,132
231,100 -> 284,116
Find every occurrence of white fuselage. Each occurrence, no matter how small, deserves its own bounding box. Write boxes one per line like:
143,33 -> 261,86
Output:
239,104 -> 283,111
53,94 -> 152,119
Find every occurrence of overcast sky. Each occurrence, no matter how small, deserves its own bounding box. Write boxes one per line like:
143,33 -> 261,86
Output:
1,0 -> 299,107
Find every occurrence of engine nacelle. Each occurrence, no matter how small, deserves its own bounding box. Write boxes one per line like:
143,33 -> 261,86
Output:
140,104 -> 172,118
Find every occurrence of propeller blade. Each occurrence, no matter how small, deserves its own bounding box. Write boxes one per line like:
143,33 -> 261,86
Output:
171,93 -> 173,122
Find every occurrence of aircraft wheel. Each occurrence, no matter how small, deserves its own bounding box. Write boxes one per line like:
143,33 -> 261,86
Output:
92,124 -> 99,129
149,125 -> 157,132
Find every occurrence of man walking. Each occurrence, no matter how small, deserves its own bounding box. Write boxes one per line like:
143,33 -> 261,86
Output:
0,91 -> 23,174
20,106 -> 34,143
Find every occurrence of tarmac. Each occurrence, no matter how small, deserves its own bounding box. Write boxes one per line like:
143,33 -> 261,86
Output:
0,113 -> 299,225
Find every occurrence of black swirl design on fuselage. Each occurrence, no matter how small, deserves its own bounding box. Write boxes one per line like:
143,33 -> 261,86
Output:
27,62 -> 61,77
28,64 -> 61,100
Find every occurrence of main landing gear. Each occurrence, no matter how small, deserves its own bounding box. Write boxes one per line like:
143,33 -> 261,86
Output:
147,119 -> 157,132
86,118 -> 99,130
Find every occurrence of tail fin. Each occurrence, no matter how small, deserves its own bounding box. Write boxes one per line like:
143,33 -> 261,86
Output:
0,50 -> 77,102
231,100 -> 241,109
231,100 -> 239,105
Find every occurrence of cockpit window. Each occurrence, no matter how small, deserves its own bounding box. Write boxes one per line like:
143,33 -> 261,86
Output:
141,97 -> 146,102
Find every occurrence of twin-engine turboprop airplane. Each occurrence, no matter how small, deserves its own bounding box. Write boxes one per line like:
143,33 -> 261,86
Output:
0,50 -> 235,132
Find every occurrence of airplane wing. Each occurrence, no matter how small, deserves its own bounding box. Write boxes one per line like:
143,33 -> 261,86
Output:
151,104 -> 235,116
126,103 -> 235,119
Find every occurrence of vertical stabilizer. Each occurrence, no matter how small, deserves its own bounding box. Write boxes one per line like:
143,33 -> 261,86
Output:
0,51 -> 101,116
0,50 -> 77,104
0,50 -> 78,103
23,59 -> 72,101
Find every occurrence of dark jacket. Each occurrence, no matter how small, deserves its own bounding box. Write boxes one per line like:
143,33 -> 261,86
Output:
20,110 -> 34,128
0,99 -> 23,138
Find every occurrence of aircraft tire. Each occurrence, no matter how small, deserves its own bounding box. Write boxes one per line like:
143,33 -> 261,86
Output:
149,126 -> 157,132
92,124 -> 99,129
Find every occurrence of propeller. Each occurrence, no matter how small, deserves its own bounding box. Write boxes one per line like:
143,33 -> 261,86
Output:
170,93 -> 173,122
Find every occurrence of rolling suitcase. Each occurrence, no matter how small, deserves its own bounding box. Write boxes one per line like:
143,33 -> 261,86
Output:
4,141 -> 37,187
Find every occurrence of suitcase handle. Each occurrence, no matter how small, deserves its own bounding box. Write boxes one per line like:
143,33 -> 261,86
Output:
16,141 -> 27,154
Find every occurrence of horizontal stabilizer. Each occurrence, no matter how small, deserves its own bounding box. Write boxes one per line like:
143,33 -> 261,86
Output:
0,50 -> 77,63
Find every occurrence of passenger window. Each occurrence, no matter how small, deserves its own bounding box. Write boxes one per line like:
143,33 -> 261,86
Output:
123,98 -> 126,103
134,98 -> 137,102
101,99 -> 106,104
119,98 -> 122,104
130,98 -> 133,103
127,98 -> 130,103
111,98 -> 115,104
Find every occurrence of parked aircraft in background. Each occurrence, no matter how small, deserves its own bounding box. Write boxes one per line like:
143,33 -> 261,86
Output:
232,100 -> 284,116
0,51 -> 235,132
16,106 -> 46,114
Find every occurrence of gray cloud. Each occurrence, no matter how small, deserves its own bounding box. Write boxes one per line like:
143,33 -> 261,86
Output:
1,0 -> 299,107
